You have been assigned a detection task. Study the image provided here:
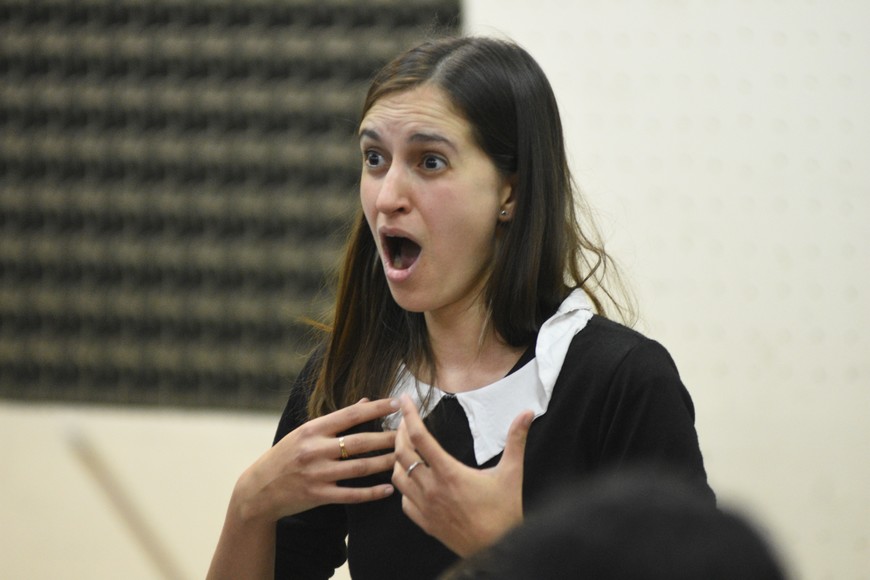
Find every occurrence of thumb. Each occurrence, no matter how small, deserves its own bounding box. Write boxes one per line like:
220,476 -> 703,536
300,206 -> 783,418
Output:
499,410 -> 534,473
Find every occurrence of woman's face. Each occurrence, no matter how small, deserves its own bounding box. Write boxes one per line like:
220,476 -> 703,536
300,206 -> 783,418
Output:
359,84 -> 513,320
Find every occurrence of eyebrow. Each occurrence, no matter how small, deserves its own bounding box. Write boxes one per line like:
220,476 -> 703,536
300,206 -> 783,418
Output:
359,128 -> 458,153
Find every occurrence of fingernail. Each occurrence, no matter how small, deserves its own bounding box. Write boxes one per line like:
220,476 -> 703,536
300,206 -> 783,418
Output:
384,485 -> 395,496
389,398 -> 400,409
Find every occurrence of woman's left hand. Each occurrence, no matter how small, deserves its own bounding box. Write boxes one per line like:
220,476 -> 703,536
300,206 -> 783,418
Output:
392,394 -> 534,557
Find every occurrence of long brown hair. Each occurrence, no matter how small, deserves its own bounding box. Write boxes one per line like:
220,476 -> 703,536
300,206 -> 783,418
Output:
308,37 -> 633,418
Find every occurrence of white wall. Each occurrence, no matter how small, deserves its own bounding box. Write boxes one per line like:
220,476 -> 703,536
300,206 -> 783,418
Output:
0,403 -> 280,580
464,1 -> 869,579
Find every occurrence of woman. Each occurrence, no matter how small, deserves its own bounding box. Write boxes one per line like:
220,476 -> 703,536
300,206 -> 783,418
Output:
208,36 -> 713,580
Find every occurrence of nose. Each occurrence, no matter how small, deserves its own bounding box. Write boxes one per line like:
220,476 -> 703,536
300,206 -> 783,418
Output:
374,164 -> 411,215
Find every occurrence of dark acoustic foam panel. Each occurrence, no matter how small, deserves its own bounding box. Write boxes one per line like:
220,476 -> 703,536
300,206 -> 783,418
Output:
0,0 -> 461,409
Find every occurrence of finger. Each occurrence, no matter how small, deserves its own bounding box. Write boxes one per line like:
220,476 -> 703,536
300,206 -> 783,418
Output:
499,410 -> 534,472
391,459 -> 408,492
390,433 -> 416,491
316,398 -> 400,435
391,455 -> 427,499
322,482 -> 396,505
326,451 -> 397,482
399,493 -> 429,534
398,395 -> 451,471
335,431 -> 397,460
394,407 -> 432,469
393,415 -> 421,466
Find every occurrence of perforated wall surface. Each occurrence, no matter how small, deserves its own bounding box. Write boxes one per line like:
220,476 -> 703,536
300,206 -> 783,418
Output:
0,0 -> 461,409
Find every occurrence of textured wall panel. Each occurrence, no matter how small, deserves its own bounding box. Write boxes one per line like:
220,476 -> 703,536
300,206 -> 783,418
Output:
0,0 -> 461,409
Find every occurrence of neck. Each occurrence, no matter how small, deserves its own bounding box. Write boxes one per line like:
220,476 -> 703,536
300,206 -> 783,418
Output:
423,298 -> 525,393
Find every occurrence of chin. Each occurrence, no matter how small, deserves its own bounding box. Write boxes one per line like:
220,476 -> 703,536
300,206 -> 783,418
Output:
386,287 -> 429,314
389,296 -> 426,314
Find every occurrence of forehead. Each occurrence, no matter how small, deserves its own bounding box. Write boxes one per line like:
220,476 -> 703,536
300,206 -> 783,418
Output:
359,84 -> 473,142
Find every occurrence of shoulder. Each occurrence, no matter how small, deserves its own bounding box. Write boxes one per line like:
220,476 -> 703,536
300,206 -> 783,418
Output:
564,315 -> 678,377
555,315 -> 691,414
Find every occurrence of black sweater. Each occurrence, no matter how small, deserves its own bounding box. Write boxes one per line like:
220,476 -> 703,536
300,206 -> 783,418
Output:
273,315 -> 714,579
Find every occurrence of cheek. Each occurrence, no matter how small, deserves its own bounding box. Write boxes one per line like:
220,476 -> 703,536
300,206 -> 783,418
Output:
360,179 -> 378,226
440,208 -> 498,256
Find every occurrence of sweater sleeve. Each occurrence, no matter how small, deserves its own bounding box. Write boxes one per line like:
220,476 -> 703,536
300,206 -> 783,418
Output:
597,338 -> 715,504
273,349 -> 349,579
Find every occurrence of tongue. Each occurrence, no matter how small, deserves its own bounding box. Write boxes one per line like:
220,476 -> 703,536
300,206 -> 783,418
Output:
392,238 -> 421,270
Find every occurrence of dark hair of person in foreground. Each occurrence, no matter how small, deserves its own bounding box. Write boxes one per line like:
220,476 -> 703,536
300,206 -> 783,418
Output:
441,469 -> 787,580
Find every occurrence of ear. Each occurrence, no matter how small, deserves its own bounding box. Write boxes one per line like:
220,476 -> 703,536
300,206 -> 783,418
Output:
497,173 -> 517,222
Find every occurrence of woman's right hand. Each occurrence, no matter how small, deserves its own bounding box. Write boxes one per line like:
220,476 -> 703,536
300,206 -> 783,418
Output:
207,397 -> 398,580
233,397 -> 399,524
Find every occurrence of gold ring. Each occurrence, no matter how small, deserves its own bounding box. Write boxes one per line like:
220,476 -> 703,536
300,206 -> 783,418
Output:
338,436 -> 349,460
406,460 -> 424,477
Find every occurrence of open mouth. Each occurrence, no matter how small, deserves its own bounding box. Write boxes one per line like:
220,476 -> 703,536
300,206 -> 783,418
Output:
384,235 -> 421,270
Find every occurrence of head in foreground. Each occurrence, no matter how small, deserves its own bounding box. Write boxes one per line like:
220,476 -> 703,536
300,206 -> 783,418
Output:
442,470 -> 788,580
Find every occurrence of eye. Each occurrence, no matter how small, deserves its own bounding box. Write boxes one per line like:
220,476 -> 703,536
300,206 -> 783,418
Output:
421,154 -> 447,171
364,150 -> 385,168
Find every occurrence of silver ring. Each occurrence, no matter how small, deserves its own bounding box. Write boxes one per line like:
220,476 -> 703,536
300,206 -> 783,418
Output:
406,460 -> 424,477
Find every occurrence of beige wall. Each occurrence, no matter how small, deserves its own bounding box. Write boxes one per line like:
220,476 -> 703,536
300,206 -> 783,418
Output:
0,403 -> 279,579
2,2 -> 867,579
0,403 -> 353,579
465,1 -> 869,579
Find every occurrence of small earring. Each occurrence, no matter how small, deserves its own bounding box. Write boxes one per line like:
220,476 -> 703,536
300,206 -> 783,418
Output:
499,209 -> 508,217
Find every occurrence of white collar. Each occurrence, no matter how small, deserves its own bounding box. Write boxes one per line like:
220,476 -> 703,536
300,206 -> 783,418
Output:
383,290 -> 593,464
